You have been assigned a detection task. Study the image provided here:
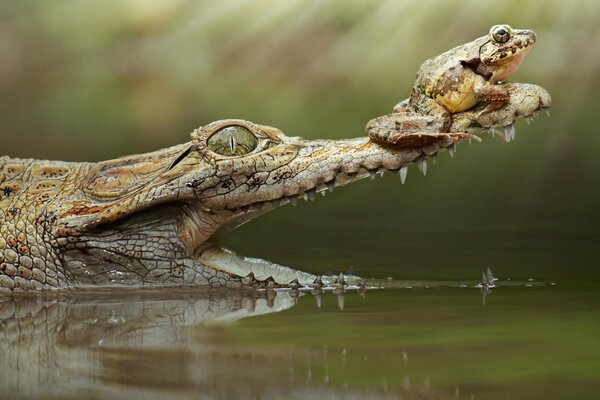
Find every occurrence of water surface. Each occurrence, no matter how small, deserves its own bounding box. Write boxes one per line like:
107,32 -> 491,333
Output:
1,284 -> 598,399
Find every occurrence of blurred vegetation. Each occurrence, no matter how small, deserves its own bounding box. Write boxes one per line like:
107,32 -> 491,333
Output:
1,0 -> 599,281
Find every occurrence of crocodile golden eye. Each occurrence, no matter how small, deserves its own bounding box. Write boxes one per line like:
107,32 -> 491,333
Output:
207,125 -> 258,156
491,25 -> 512,44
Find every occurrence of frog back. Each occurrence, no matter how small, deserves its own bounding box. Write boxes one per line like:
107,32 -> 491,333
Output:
417,41 -> 483,113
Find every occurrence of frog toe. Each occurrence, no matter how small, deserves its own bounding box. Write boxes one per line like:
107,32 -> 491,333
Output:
384,131 -> 480,149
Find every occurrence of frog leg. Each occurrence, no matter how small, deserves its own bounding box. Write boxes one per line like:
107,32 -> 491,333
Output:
392,98 -> 410,113
367,96 -> 467,148
451,82 -> 552,135
474,77 -> 510,114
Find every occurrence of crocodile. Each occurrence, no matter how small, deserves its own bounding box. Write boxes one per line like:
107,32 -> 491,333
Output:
0,82 -> 549,293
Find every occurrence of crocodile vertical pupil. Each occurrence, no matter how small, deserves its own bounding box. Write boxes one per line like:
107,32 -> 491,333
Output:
207,125 -> 258,156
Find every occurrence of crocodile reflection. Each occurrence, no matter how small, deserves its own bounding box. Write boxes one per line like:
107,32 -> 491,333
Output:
0,289 -> 481,399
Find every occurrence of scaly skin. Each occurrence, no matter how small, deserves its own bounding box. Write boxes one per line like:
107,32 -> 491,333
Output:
0,83 -> 550,293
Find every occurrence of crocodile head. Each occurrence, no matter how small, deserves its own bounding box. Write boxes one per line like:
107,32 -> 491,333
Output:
47,83 -> 549,289
57,118 -> 452,288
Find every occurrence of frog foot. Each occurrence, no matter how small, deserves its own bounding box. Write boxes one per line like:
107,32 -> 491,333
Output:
386,130 -> 480,148
450,82 -> 552,140
366,111 -> 480,148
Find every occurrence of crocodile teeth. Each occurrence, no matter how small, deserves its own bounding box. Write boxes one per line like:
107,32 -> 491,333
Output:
242,272 -> 255,285
265,276 -> 276,288
369,169 -> 376,180
326,181 -> 335,192
525,116 -> 532,125
289,196 -> 299,206
337,294 -> 345,310
306,188 -> 316,201
315,294 -> 322,308
448,143 -> 456,158
432,155 -> 437,165
313,276 -> 324,289
288,278 -> 301,289
335,272 -> 346,286
417,159 -> 427,176
399,166 -> 408,184
270,198 -> 281,207
503,123 -> 515,142
544,109 -> 550,117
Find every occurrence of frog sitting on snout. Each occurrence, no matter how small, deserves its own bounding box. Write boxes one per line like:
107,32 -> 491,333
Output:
367,25 -> 537,147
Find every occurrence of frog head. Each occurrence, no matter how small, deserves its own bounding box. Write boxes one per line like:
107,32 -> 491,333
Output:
478,25 -> 536,83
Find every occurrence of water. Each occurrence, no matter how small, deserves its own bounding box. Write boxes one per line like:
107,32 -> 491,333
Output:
1,284 -> 598,399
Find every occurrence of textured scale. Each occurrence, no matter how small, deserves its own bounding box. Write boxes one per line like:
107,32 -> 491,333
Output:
0,157 -> 84,291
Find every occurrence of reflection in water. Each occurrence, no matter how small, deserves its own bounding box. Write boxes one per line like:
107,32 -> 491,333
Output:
0,289 -> 460,399
1,287 -> 599,399
0,290 -> 294,399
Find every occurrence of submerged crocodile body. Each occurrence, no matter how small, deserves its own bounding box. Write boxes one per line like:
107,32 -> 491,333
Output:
0,82 -> 550,293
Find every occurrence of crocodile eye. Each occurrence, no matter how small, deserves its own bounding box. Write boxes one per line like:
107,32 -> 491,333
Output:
207,125 -> 259,156
490,25 -> 512,44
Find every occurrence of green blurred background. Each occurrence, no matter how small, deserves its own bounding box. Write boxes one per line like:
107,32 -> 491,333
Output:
1,0 -> 599,283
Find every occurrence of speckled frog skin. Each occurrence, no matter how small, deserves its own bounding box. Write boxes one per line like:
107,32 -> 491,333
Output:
367,25 -> 537,147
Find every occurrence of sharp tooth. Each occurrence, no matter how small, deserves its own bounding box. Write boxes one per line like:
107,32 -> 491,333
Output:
321,191 -> 326,197
289,278 -> 301,289
448,144 -> 456,158
399,166 -> 408,184
289,196 -> 298,206
369,169 -> 376,180
335,272 -> 346,286
271,198 -> 281,207
525,116 -> 532,125
544,109 -> 550,117
241,205 -> 250,213
265,276 -> 276,288
315,294 -> 322,308
417,159 -> 427,176
468,138 -> 472,145
432,155 -> 437,165
337,294 -> 345,311
306,189 -> 316,201
316,183 -> 328,192
242,272 -> 255,285
326,181 -> 335,192
503,124 -> 515,142
313,276 -> 324,288
490,127 -> 496,137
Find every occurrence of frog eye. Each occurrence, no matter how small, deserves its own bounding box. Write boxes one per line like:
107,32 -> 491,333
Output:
490,25 -> 512,44
207,125 -> 259,156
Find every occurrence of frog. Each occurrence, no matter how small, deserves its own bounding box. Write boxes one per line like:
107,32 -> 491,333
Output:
367,24 -> 537,147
